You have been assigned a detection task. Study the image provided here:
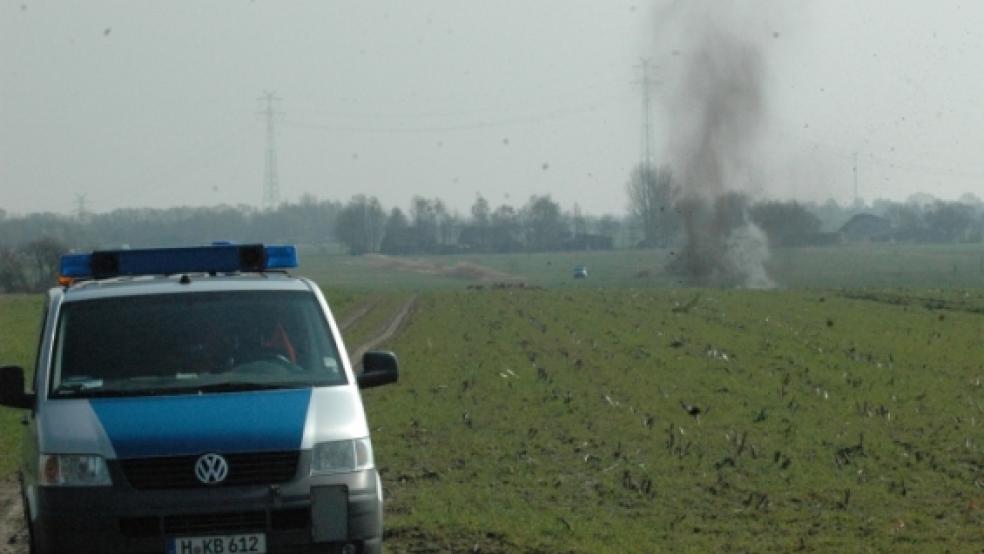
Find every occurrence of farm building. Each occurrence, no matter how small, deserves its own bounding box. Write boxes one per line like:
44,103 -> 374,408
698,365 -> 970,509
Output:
839,213 -> 892,242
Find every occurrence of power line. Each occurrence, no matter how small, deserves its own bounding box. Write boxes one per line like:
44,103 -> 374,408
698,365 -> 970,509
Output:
633,58 -> 660,171
284,68 -> 629,112
258,92 -> 283,210
853,152 -> 860,205
279,98 -> 626,135
147,126 -> 255,180
73,193 -> 88,222
286,93 -> 629,121
766,122 -> 984,190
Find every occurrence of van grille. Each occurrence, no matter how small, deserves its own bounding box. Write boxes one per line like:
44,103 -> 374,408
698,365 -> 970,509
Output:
163,511 -> 267,534
120,451 -> 300,489
119,508 -> 311,537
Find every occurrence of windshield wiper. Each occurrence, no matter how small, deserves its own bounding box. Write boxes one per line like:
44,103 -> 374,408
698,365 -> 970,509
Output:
53,380 -> 104,396
180,381 -> 298,394
53,381 -> 298,398
53,387 -> 143,398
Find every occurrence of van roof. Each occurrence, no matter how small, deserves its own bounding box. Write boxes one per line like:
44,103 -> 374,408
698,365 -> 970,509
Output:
58,272 -> 313,303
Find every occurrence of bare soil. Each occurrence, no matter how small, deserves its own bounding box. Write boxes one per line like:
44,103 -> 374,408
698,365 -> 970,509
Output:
363,254 -> 522,283
0,479 -> 26,554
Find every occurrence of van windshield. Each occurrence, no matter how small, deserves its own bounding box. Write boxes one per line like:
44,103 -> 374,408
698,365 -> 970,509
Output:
50,290 -> 346,398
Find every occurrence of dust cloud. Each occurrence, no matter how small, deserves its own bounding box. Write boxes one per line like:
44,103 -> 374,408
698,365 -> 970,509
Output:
654,2 -> 778,288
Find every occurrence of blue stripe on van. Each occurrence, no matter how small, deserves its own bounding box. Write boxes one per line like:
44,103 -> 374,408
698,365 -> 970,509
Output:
90,389 -> 311,459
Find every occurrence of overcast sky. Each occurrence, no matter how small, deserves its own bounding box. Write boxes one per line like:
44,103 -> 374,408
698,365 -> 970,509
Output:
2,1 -> 983,216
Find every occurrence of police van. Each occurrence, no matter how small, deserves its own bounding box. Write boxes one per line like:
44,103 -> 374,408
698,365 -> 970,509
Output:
0,243 -> 398,554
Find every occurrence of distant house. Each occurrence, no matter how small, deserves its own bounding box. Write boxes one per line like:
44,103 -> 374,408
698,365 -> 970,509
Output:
839,214 -> 892,242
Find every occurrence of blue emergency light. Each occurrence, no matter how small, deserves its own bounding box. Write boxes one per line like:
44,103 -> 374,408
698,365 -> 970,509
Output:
59,244 -> 298,280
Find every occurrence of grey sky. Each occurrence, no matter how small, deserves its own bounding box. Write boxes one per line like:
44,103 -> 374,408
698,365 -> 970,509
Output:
2,1 -> 983,216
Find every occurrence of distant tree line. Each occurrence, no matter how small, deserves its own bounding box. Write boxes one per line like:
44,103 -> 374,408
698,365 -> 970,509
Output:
0,237 -> 64,293
3,172 -> 984,291
625,163 -> 984,248
0,193 -> 622,291
334,194 -> 619,255
0,194 -> 342,250
0,196 -> 342,292
836,195 -> 984,243
625,164 -> 833,248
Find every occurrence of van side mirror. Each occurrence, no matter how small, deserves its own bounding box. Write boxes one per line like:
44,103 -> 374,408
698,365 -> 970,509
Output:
358,351 -> 399,389
0,366 -> 34,409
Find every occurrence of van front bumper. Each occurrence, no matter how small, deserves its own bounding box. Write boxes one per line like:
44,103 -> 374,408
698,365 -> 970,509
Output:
28,459 -> 382,554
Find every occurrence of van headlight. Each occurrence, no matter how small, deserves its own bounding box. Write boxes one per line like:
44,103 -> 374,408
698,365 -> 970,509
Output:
311,438 -> 374,475
40,454 -> 112,487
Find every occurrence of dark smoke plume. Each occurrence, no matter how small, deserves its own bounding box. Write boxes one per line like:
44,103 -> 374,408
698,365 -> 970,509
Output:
658,7 -> 775,288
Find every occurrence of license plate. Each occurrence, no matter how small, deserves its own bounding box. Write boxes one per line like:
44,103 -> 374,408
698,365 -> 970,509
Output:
167,533 -> 266,554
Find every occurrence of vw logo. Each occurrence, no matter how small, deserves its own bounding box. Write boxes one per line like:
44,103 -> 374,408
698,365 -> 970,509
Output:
194,453 -> 229,485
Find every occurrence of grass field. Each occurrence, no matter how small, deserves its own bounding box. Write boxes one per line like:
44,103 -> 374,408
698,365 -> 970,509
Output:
299,243 -> 984,290
2,245 -> 984,551
0,295 -> 43,476
335,292 -> 417,356
367,287 -> 984,552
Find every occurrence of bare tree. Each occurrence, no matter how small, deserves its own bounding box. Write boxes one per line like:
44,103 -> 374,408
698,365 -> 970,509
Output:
489,204 -> 522,252
0,246 -> 29,292
334,196 -> 386,255
597,214 -> 622,243
0,238 -> 66,292
470,194 -> 490,227
380,208 -> 412,254
749,201 -> 822,246
626,164 -> 678,247
522,195 -> 567,251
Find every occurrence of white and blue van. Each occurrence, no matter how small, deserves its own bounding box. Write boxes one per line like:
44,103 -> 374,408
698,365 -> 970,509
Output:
0,244 -> 398,554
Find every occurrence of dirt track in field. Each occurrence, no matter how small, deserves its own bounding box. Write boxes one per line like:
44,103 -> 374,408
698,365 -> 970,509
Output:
363,254 -> 522,283
338,300 -> 377,332
0,479 -> 26,554
0,296 -> 417,553
348,295 -> 417,370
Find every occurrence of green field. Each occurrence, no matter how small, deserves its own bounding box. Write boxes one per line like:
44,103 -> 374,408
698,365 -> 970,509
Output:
2,245 -> 984,551
335,292 -> 417,355
299,243 -> 984,290
0,295 -> 44,476
364,287 -> 984,552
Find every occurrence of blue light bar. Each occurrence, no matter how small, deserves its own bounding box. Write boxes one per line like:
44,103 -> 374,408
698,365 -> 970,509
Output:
265,245 -> 298,270
59,253 -> 95,279
59,244 -> 298,280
